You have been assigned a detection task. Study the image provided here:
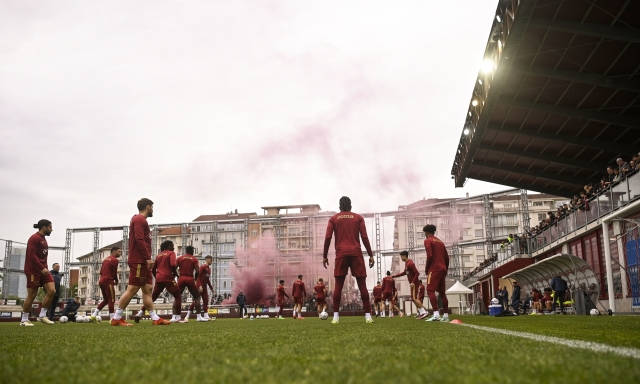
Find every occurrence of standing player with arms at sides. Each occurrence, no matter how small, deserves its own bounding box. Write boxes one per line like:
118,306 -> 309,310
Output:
90,246 -> 121,322
415,280 -> 426,318
314,278 -> 328,317
292,275 -> 306,320
372,281 -> 383,317
177,246 -> 202,322
189,255 -> 214,322
277,280 -> 290,319
323,196 -> 375,324
21,220 -> 56,326
135,240 -> 180,324
111,198 -> 159,326
392,251 -> 429,319
423,224 -> 450,322
380,271 -> 395,318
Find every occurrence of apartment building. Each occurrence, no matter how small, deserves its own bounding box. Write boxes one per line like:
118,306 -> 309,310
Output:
76,240 -> 124,300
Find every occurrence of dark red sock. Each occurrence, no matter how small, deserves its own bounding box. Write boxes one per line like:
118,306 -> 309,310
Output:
427,290 -> 438,312
440,290 -> 448,313
332,276 -> 345,314
356,277 -> 371,313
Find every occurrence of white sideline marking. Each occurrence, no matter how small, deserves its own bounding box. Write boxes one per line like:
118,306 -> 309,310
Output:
461,323 -> 640,360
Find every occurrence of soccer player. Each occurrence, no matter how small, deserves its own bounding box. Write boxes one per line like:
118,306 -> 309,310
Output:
111,198 -> 161,326
314,278 -> 328,316
415,280 -> 426,318
380,271 -> 395,318
323,196 -> 374,324
21,220 -> 56,326
90,246 -> 121,322
423,224 -> 450,322
134,240 -> 180,324
177,246 -> 202,322
276,280 -> 290,319
392,251 -> 429,319
189,255 -> 215,321
390,286 -> 403,318
292,275 -> 306,319
372,281 -> 383,317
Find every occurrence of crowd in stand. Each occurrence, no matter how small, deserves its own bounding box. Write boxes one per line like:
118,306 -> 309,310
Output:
462,153 -> 640,282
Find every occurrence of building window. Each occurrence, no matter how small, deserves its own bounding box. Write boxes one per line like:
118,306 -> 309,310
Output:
223,268 -> 227,276
230,244 -> 235,252
461,230 -> 469,236
533,202 -> 543,206
503,204 -> 512,209
417,218 -> 426,227
475,229 -> 483,237
223,281 -> 227,288
474,216 -> 483,224
231,281 -> 233,287
476,245 -> 484,250
251,230 -> 258,236
462,256 -> 470,263
419,232 -> 426,239
477,257 -> 485,263
538,213 -> 546,221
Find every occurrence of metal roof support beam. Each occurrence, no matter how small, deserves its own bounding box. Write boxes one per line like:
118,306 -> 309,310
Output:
487,124 -> 638,155
498,97 -> 640,130
529,17 -> 640,43
479,143 -> 606,172
512,65 -> 640,94
478,162 -> 585,186
471,176 -> 573,197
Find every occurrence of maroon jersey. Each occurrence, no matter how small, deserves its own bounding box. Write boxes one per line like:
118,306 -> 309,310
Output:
323,212 -> 373,258
314,283 -> 326,300
24,232 -> 48,274
99,255 -> 119,285
381,276 -> 395,293
373,285 -> 383,299
424,236 -> 449,273
292,280 -> 306,298
128,214 -> 151,263
197,264 -> 213,290
153,250 -> 177,283
393,259 -> 420,285
277,285 -> 287,301
177,254 -> 199,278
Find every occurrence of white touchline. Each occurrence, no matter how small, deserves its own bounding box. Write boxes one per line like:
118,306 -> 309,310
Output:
461,323 -> 640,360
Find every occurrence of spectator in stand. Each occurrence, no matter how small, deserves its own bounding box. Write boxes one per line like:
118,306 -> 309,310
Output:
547,212 -> 556,225
617,158 -> 631,177
61,297 -> 81,322
612,168 -> 621,183
607,166 -> 615,184
600,176 -> 610,190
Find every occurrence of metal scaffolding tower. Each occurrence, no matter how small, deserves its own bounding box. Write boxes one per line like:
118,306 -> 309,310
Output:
519,189 -> 531,233
120,226 -> 129,295
1,240 -> 12,300
375,213 -> 382,283
63,229 -> 72,299
275,217 -> 282,282
211,221 -> 219,294
151,225 -> 159,258
90,228 -> 101,300
448,201 -> 461,281
406,209 -> 415,258
243,218 -> 249,267
483,195 -> 494,261
181,223 -> 189,253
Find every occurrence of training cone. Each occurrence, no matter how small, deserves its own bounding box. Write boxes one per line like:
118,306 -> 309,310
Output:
450,319 -> 463,324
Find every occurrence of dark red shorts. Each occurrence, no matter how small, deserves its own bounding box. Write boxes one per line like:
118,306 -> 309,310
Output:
383,292 -> 393,301
427,270 -> 447,292
99,284 -> 116,303
153,280 -> 180,296
128,262 -> 153,286
278,299 -> 285,306
334,256 -> 367,277
293,296 -> 303,305
25,272 -> 54,289
374,297 -> 382,304
316,297 -> 327,306
178,276 -> 200,298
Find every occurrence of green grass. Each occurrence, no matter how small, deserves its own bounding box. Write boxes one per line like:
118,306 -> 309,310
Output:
1,315 -> 639,384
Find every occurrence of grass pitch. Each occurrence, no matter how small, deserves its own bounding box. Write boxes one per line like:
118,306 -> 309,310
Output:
1,315 -> 639,384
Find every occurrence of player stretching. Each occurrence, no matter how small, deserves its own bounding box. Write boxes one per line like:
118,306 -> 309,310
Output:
177,246 -> 202,322
292,275 -> 306,319
323,196 -> 374,324
372,281 -> 383,317
134,240 -> 180,324
188,255 -> 214,322
393,251 -> 429,319
415,280 -> 426,318
111,198 -> 161,326
90,246 -> 121,322
423,224 -> 450,322
21,220 -> 56,326
276,280 -> 290,319
314,278 -> 328,317
380,272 -> 395,318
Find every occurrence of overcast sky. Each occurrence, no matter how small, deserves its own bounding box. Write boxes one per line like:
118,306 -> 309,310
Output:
1,1 -> 508,263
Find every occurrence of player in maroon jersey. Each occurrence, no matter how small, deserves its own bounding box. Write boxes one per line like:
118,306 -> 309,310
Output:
423,224 -> 450,322
372,281 -> 383,317
189,255 -> 215,322
90,246 -> 121,322
292,275 -> 306,319
177,246 -> 202,322
21,220 -> 55,326
313,278 -> 328,317
276,280 -> 290,319
323,196 -> 374,324
380,271 -> 395,318
416,280 -> 426,317
393,250 -> 429,319
111,198 -> 160,326
134,240 -> 179,325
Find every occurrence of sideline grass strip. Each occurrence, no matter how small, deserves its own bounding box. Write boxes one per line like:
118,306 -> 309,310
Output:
460,323 -> 640,359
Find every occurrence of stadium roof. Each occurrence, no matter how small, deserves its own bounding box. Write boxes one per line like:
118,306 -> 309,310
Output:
451,0 -> 640,198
